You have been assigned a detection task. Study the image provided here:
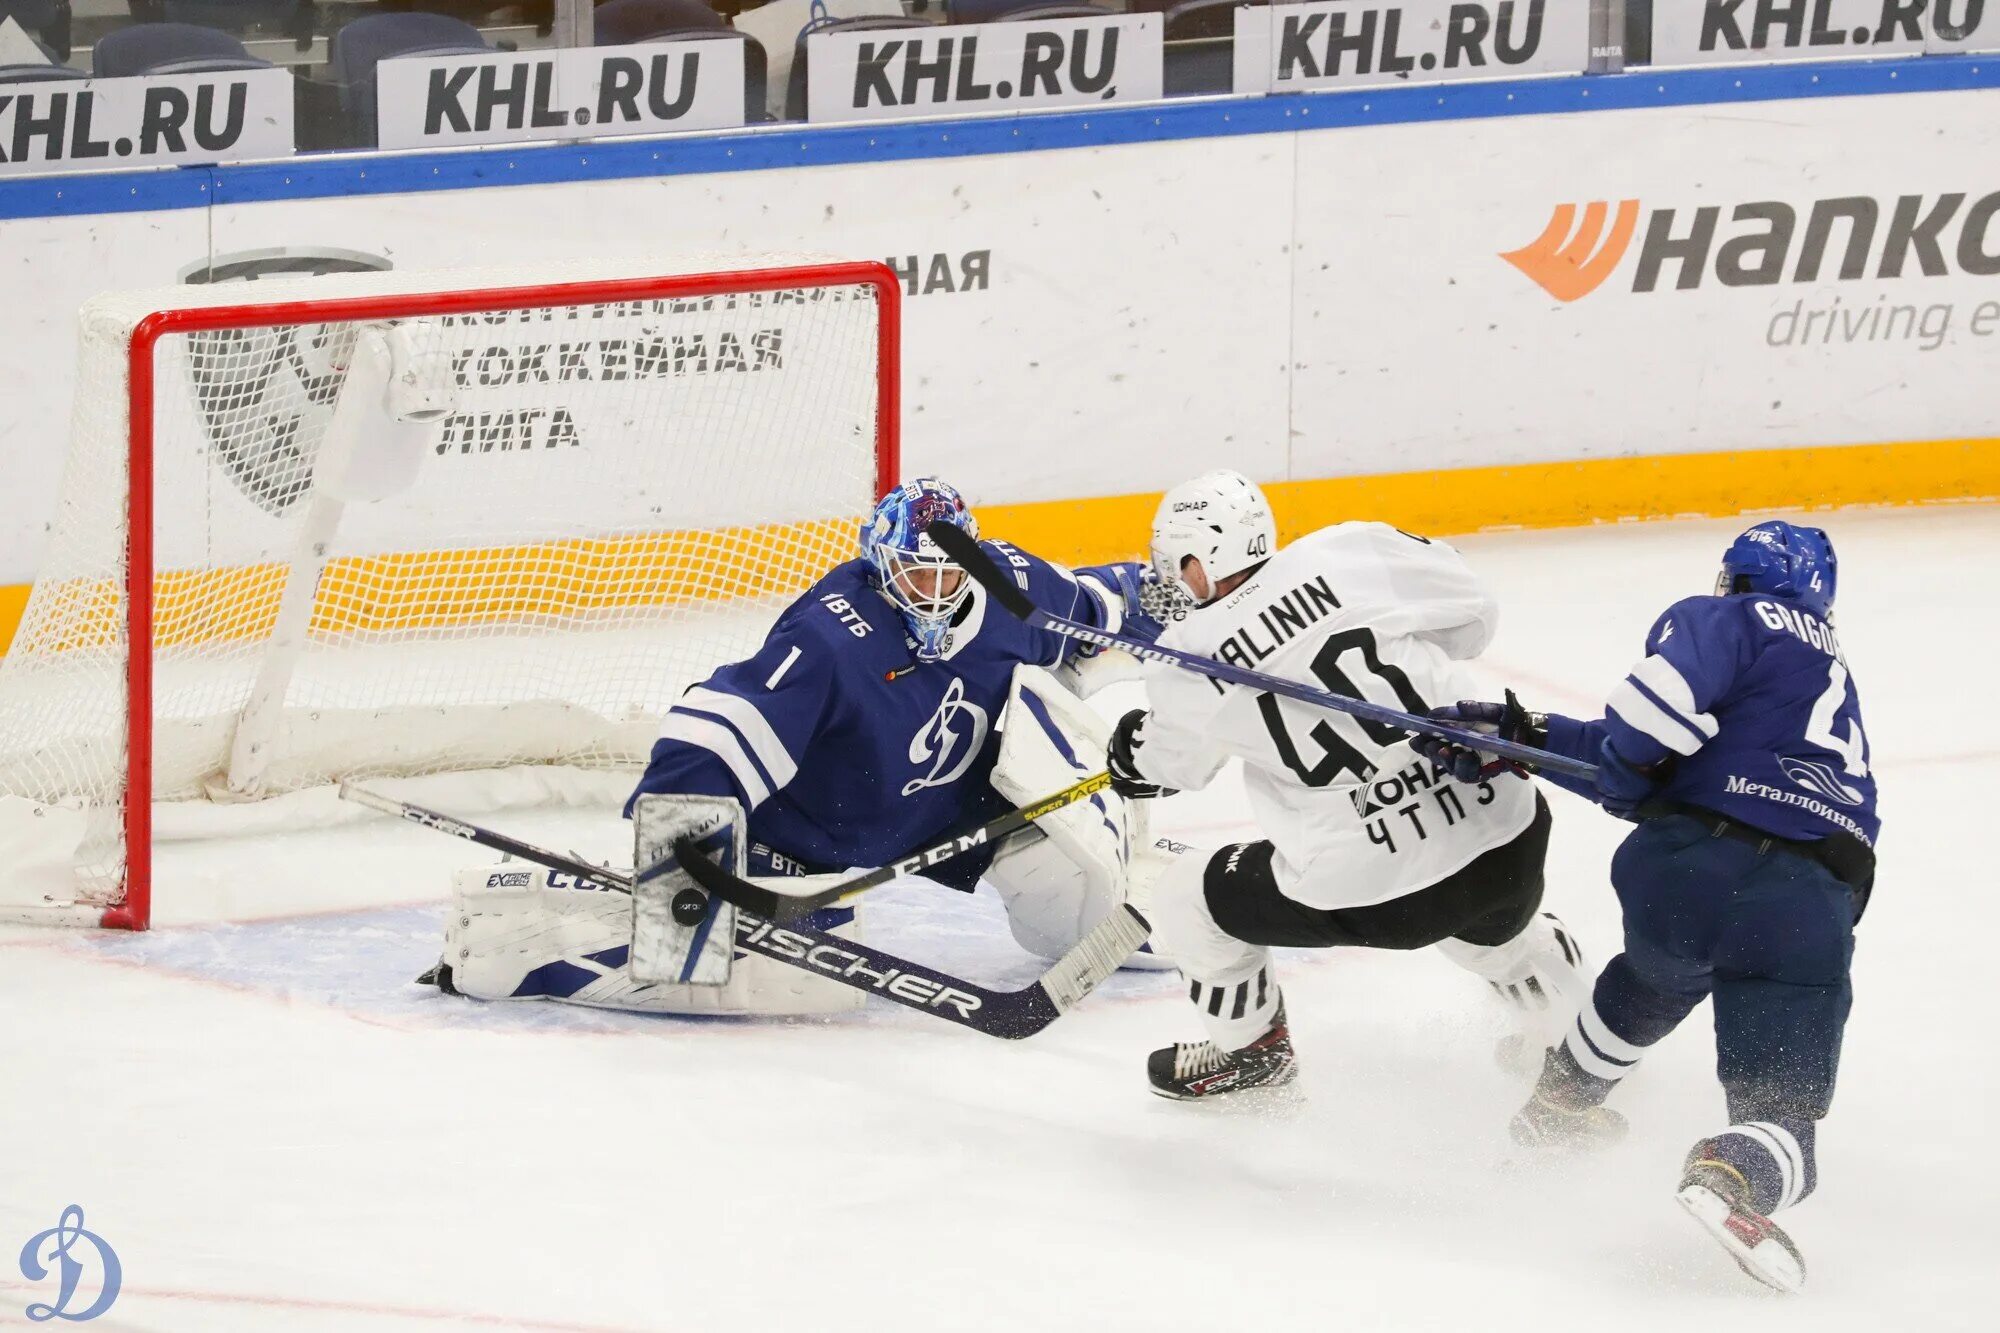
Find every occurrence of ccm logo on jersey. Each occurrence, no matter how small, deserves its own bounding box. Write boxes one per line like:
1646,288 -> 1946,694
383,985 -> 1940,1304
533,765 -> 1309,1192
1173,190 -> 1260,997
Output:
736,915 -> 982,1015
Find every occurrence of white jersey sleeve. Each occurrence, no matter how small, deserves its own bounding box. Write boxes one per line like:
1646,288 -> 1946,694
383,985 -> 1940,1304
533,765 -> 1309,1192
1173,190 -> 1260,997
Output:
1137,522 -> 1534,911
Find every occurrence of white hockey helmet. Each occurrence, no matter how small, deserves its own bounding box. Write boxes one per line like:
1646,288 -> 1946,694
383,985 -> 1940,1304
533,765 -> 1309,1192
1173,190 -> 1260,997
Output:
1150,470 -> 1276,604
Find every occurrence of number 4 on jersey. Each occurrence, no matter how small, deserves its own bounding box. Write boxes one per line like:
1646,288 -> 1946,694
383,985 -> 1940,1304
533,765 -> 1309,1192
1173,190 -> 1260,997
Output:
1805,660 -> 1869,778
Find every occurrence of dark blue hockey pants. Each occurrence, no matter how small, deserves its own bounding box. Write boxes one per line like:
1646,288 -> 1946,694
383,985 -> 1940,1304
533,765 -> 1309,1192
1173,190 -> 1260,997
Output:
1587,814 -> 1858,1209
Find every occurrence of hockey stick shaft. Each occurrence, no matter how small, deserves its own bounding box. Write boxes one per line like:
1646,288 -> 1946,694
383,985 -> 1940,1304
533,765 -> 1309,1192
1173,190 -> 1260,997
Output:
335,783 -> 1146,1038
664,769 -> 1114,923
931,525 -> 1598,782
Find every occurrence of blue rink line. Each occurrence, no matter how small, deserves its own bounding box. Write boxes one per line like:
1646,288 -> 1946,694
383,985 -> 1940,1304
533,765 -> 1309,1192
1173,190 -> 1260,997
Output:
69,880 -> 1179,1036
0,53 -> 1996,220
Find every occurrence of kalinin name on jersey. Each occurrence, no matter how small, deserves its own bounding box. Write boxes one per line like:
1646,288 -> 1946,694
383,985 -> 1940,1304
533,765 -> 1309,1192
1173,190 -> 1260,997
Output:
1213,576 -> 1345,682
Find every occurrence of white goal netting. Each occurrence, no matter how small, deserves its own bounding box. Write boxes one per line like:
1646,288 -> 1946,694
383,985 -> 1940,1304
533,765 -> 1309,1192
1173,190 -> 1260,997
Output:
0,258 -> 896,926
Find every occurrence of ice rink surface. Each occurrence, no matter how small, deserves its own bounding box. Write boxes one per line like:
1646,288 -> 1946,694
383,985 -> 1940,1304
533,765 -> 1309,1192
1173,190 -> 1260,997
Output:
1,506 -> 1990,1331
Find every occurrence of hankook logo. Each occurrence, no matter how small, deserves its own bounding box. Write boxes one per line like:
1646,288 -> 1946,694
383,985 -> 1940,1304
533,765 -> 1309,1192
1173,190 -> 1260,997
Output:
1503,189 -> 2000,302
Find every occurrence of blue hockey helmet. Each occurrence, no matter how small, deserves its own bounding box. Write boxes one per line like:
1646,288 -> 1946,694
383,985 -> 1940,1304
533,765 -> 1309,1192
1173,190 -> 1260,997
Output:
1716,520 -> 1838,619
861,478 -> 979,661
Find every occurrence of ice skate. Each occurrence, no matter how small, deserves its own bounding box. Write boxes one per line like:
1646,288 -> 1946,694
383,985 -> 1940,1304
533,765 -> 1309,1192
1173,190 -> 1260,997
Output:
1509,1047 -> 1627,1149
1147,1003 -> 1299,1102
1676,1151 -> 1806,1294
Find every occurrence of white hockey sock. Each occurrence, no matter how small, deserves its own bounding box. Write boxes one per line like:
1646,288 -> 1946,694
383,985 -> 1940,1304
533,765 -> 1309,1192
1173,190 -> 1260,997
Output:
1562,993 -> 1648,1084
1185,959 -> 1280,1051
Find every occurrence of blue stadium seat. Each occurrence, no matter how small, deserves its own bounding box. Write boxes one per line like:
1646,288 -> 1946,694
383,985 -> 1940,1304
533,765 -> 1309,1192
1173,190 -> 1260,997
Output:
944,0 -> 1113,23
330,12 -> 490,146
93,22 -> 273,76
784,14 -> 924,121
0,59 -> 84,83
594,0 -> 725,43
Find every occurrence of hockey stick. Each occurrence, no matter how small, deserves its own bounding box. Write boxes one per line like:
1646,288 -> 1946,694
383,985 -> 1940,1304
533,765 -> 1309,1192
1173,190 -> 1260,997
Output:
664,769 -> 1115,923
336,783 -> 1148,1039
930,525 -> 1599,782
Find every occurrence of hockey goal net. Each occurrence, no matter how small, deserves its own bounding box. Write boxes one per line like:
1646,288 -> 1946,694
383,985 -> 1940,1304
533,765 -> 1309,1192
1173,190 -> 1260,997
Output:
0,259 -> 899,930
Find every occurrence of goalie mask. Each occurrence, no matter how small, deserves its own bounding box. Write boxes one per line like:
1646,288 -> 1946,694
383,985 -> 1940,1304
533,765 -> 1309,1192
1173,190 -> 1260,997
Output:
1150,470 -> 1277,605
862,478 -> 979,661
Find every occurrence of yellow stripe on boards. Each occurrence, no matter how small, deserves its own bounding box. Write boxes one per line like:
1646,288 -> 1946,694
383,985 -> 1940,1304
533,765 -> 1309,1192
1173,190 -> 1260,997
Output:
982,436 -> 2000,569
0,437 -> 1994,656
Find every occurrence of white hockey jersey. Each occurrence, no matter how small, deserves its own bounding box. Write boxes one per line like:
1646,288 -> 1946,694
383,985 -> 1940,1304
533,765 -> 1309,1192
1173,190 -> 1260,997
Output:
1133,522 -> 1537,911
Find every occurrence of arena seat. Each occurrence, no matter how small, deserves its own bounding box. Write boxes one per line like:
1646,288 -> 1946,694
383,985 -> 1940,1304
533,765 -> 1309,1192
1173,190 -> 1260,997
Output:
594,0 -> 726,42
330,12 -> 490,147
93,22 -> 273,76
0,57 -> 83,83
944,0 -> 1114,22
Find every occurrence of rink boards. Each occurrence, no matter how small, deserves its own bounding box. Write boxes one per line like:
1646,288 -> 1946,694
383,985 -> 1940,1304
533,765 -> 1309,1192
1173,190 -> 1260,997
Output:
1,55 -> 1998,644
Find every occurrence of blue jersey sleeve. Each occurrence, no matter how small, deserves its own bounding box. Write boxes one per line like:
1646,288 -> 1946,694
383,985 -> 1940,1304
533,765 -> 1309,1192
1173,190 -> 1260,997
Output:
1601,597 -> 1754,767
624,614 -> 834,817
985,540 -> 1162,664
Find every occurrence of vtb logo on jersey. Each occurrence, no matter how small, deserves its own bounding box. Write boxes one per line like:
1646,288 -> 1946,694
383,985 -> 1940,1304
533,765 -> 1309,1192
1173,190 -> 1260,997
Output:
903,678 -> 990,796
177,247 -> 395,516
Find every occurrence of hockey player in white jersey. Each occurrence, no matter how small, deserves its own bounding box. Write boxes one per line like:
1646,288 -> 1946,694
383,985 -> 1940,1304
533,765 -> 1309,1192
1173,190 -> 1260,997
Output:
1106,471 -> 1586,1099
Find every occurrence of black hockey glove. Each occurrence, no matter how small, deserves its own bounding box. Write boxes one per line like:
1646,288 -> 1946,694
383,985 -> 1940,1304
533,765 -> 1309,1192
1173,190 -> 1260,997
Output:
1107,709 -> 1177,800
1412,689 -> 1548,783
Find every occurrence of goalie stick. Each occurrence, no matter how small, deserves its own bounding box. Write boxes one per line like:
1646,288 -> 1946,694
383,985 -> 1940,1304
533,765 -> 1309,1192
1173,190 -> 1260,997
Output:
930,524 -> 1599,782
337,781 -> 1149,1039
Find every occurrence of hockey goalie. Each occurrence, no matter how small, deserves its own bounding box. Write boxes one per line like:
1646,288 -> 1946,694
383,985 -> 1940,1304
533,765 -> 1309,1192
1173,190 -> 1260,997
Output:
425,478 -> 1182,1017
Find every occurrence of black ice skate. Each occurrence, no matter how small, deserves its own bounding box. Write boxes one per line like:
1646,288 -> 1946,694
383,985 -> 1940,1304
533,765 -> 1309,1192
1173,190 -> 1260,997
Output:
1509,1048 -> 1627,1149
1147,1003 -> 1299,1101
1676,1149 -> 1806,1294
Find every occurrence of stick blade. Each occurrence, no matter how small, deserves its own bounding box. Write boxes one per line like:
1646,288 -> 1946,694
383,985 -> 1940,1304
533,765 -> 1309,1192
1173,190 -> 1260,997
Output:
1039,905 -> 1152,1016
929,524 -> 1037,621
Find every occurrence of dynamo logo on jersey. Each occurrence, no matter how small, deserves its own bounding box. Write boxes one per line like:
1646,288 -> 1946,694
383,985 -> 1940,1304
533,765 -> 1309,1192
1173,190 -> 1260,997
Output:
903,678 -> 990,796
1779,757 -> 1865,808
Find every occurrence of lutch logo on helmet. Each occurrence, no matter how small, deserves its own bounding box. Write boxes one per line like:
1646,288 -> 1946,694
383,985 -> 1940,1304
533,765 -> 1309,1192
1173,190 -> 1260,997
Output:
1501,201 -> 1642,302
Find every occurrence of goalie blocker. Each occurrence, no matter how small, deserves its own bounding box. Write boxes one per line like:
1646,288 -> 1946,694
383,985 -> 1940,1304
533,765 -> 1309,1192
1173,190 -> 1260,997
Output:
433,665 -> 1181,1018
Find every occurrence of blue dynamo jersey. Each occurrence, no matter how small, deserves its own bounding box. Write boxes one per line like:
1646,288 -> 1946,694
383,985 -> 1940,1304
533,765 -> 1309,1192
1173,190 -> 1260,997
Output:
1545,593 -> 1880,847
626,540 -> 1154,880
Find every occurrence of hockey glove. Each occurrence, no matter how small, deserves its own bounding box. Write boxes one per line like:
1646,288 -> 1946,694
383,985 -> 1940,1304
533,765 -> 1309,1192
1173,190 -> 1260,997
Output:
1593,741 -> 1660,821
1137,569 -> 1194,626
1413,690 -> 1548,782
1107,709 -> 1177,800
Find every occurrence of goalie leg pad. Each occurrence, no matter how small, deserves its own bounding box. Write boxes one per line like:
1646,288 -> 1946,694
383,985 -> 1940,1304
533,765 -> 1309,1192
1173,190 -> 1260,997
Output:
988,665 -> 1166,966
442,865 -> 865,1016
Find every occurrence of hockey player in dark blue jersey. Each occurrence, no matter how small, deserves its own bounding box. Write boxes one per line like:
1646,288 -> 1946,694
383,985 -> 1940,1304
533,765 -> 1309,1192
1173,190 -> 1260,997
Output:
1415,521 -> 1877,1293
426,477 -> 1175,1019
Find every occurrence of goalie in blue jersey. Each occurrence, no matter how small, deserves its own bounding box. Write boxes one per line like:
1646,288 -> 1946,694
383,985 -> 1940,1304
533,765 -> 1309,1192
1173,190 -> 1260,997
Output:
428,477 -> 1177,1018
1415,521 -> 1877,1293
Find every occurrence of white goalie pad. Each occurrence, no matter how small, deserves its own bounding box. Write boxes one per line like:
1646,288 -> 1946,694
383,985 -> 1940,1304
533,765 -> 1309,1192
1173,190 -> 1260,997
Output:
630,793 -> 743,987
441,860 -> 866,1017
989,665 -> 1172,966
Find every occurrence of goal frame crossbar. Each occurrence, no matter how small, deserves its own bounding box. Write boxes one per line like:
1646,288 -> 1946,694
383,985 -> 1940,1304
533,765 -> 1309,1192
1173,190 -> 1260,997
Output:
98,261 -> 900,930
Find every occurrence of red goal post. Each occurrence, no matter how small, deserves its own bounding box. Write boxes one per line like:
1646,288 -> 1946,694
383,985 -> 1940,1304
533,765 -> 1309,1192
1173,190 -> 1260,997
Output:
0,260 -> 901,931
